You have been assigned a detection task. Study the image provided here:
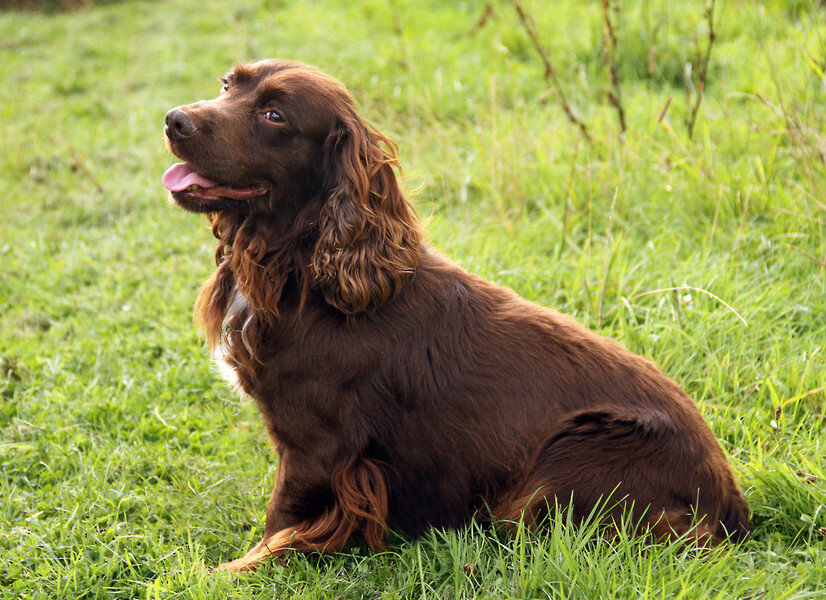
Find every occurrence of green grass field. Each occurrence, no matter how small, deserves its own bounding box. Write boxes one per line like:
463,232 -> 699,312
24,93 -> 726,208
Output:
1,0 -> 825,597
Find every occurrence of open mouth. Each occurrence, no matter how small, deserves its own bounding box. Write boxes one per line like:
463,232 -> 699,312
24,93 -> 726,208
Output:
163,163 -> 271,210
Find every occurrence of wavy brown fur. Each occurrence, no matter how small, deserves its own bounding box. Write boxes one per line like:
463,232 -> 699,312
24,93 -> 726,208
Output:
219,455 -> 389,572
164,60 -> 749,572
313,121 -> 420,314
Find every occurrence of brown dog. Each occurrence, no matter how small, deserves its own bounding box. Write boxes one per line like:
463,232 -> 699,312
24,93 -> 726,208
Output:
163,60 -> 750,571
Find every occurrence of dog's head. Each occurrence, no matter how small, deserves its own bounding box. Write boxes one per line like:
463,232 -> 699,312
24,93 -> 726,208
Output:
165,60 -> 421,314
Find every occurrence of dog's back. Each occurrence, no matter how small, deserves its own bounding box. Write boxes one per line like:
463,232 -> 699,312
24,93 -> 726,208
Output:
358,247 -> 750,541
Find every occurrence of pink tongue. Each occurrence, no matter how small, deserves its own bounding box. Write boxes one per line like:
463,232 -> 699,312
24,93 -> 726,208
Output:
163,162 -> 219,192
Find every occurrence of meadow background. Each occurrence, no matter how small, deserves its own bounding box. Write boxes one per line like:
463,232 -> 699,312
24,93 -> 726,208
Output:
1,0 -> 825,598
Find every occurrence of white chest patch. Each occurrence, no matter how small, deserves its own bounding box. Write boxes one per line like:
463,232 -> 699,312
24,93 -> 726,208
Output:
210,289 -> 251,398
212,344 -> 243,393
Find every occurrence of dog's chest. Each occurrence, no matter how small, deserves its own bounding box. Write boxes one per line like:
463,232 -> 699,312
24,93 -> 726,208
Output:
211,289 -> 251,395
213,345 -> 242,392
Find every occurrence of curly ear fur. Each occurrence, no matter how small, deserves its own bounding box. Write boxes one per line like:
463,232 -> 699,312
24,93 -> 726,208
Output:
312,114 -> 422,314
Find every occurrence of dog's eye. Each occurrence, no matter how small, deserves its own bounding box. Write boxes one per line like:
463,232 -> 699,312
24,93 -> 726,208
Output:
220,80 -> 230,93
262,110 -> 285,123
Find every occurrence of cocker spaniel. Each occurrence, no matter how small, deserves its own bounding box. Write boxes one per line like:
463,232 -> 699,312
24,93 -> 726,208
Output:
163,60 -> 749,571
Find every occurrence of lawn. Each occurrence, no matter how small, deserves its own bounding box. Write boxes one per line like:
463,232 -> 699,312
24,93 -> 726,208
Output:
1,0 -> 824,598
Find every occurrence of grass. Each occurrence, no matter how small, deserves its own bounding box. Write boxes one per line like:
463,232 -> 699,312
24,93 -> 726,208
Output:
1,0 -> 824,597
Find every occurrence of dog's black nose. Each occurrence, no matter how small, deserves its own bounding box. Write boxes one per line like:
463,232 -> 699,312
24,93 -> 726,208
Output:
165,108 -> 197,140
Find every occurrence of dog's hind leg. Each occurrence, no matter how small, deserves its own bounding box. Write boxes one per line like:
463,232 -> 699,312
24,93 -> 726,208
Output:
220,456 -> 389,572
492,408 -> 749,544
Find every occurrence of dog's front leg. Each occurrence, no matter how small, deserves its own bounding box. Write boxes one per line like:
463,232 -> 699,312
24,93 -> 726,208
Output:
219,448 -> 338,572
219,451 -> 388,572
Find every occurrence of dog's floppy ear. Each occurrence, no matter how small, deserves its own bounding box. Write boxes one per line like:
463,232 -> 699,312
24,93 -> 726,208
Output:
312,113 -> 421,314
